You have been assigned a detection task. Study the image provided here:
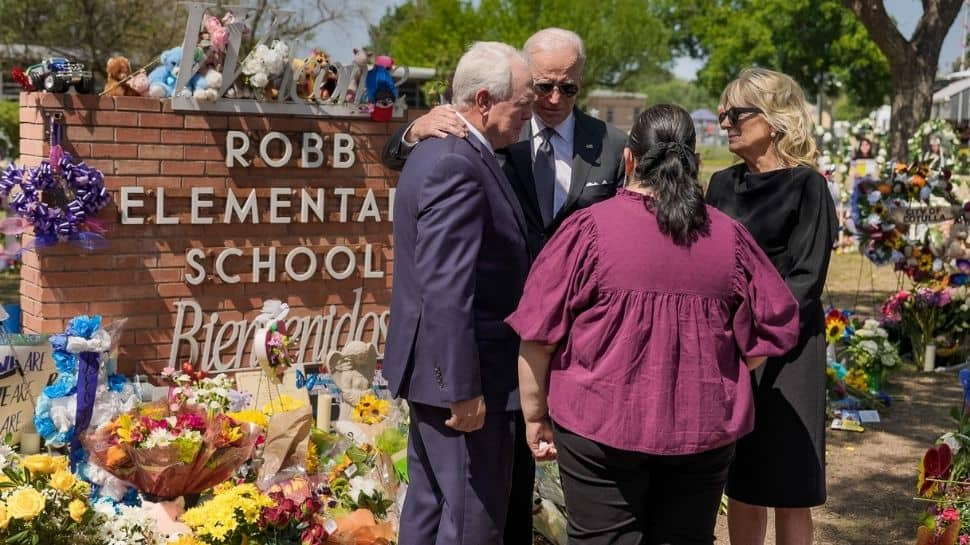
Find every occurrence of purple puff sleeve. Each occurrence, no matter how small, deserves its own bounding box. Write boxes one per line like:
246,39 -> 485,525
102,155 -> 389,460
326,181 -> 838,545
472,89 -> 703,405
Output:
506,210 -> 598,345
732,222 -> 800,357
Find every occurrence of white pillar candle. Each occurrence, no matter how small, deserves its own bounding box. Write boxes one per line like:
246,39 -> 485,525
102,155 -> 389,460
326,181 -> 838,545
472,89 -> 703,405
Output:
317,393 -> 333,431
924,343 -> 937,372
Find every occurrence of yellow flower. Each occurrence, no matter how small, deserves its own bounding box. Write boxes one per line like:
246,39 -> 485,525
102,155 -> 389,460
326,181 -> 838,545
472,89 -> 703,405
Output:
21,454 -> 56,474
0,502 -> 9,530
262,394 -> 305,415
50,470 -> 77,492
51,456 -> 69,473
167,537 -> 201,545
68,499 -> 86,523
307,440 -> 319,474
227,409 -> 269,428
7,488 -> 46,520
353,393 -> 390,424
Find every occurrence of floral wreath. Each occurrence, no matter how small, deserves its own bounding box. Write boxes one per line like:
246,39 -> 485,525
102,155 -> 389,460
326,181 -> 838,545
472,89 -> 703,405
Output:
849,161 -> 969,283
907,118 -> 959,161
0,121 -> 110,248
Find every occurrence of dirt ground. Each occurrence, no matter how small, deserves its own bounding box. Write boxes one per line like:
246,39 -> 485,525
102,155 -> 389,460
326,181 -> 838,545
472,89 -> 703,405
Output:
712,370 -> 961,544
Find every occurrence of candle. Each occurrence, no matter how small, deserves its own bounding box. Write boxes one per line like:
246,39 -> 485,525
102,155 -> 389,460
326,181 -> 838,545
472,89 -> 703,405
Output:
19,432 -> 40,455
317,393 -> 333,431
924,343 -> 937,372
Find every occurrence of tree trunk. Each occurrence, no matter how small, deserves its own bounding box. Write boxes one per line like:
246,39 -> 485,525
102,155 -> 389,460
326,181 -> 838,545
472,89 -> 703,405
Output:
888,55 -> 936,162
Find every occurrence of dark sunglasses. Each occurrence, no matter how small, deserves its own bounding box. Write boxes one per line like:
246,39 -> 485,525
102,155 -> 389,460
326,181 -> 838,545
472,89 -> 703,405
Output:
717,106 -> 763,126
533,81 -> 580,97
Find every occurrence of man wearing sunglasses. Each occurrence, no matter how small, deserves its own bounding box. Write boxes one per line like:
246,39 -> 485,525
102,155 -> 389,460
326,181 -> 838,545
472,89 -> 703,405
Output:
382,27 -> 626,545
382,28 -> 626,258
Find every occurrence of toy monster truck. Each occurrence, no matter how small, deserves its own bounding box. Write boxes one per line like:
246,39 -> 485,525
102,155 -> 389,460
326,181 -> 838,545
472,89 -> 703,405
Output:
25,57 -> 94,93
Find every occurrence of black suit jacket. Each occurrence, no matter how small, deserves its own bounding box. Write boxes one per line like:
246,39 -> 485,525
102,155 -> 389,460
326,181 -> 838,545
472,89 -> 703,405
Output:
382,108 -> 627,258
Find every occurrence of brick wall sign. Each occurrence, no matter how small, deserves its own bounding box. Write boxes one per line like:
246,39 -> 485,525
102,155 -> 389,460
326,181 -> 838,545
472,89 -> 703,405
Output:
17,92 -> 421,378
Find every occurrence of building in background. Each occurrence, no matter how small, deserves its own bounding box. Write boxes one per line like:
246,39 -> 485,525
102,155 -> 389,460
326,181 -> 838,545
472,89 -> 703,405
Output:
585,89 -> 647,133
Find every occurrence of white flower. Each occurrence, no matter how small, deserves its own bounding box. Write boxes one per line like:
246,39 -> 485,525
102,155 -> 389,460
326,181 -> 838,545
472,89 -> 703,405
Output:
855,329 -> 874,338
859,340 -> 879,355
348,476 -> 379,502
881,353 -> 897,367
0,444 -> 15,471
866,213 -> 881,227
867,191 -> 882,204
142,427 -> 175,448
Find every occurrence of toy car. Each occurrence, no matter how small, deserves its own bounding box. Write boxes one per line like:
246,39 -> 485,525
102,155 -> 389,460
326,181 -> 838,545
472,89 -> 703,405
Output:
25,57 -> 94,93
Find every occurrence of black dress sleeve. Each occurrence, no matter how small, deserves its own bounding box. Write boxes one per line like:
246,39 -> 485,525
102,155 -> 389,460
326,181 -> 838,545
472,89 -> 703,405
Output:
786,169 -> 838,309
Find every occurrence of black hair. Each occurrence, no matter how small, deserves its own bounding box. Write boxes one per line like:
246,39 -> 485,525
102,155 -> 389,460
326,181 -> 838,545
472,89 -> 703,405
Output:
627,104 -> 709,246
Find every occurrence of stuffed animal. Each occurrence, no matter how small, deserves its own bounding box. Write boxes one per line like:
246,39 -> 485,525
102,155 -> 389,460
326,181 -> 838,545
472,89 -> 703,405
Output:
104,56 -> 141,96
295,48 -> 337,101
367,55 -> 398,122
149,46 -> 208,99
344,47 -> 371,103
129,71 -> 150,96
148,47 -> 181,98
946,222 -> 970,260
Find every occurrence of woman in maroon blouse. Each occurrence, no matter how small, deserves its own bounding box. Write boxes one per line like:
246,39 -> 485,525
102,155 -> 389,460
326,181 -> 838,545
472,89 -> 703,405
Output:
506,104 -> 800,545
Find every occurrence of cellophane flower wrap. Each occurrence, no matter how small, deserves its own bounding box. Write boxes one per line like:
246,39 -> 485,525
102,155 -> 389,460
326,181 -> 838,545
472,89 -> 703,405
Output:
82,369 -> 259,499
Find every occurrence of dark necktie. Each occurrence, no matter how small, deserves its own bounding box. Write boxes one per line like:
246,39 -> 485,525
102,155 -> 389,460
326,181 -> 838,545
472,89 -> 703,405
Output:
534,127 -> 556,226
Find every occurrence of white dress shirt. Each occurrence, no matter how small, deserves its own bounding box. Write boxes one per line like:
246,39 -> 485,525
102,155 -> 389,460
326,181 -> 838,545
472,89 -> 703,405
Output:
531,114 -> 575,217
456,112 -> 494,155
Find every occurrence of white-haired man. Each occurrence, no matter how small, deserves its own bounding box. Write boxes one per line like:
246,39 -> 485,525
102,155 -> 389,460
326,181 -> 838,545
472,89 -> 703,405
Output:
383,41 -> 534,545
382,28 -> 627,545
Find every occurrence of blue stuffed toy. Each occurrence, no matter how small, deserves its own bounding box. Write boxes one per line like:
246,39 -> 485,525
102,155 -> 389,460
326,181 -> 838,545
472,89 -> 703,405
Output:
366,55 -> 398,105
148,46 -> 206,98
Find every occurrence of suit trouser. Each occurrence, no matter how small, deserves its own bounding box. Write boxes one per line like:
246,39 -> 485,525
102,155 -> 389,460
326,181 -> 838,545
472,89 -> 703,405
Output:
505,411 -> 536,545
554,423 -> 734,545
399,401 -> 516,545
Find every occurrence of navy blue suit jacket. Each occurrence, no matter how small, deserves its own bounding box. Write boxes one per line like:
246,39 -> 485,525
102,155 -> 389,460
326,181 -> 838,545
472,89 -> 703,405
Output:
384,133 -> 530,412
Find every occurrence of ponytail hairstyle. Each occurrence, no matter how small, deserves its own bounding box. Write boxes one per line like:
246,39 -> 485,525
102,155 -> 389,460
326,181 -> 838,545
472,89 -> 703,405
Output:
627,104 -> 709,246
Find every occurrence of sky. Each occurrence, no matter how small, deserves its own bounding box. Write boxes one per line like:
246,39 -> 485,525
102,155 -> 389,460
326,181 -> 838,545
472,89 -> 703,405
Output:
308,0 -> 970,81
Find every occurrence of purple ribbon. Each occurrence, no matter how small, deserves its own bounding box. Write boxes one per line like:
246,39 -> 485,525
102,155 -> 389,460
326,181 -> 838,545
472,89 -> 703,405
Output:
70,351 -> 100,469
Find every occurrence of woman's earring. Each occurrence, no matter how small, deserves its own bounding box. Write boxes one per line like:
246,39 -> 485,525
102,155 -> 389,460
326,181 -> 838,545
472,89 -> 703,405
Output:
769,131 -> 776,139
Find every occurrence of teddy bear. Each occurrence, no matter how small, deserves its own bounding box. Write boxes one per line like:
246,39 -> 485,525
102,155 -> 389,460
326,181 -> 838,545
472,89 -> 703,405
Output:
104,56 -> 141,96
148,47 -> 182,98
129,71 -> 150,96
149,46 -> 208,99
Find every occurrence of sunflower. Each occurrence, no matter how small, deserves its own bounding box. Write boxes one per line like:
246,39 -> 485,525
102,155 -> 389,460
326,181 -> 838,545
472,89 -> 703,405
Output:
825,322 -> 845,344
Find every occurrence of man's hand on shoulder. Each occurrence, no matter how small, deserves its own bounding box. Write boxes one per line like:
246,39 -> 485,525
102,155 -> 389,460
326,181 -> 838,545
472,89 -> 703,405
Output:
405,105 -> 467,144
445,395 -> 486,432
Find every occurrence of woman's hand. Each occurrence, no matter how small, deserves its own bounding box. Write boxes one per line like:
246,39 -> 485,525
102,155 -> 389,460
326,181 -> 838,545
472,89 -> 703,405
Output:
525,417 -> 558,461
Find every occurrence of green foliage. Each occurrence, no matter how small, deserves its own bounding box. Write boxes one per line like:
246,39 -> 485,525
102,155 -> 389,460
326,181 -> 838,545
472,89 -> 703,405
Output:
0,0 -> 184,78
657,0 -> 889,109
368,0 -> 671,94
0,101 -> 18,161
638,78 -> 718,113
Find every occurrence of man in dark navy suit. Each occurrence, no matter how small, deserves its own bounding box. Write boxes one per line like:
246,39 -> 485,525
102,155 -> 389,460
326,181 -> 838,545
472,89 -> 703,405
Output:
383,41 -> 534,545
382,28 -> 626,545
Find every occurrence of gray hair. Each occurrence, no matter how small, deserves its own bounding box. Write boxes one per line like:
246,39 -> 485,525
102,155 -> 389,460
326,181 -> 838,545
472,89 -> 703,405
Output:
523,28 -> 586,72
451,41 -> 527,108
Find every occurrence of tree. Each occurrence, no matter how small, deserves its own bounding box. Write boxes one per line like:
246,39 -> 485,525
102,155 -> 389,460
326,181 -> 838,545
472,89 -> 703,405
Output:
0,0 -> 184,78
841,0 -> 963,160
0,0 -> 359,80
659,0 -> 890,120
640,78 -> 718,113
368,0 -> 672,96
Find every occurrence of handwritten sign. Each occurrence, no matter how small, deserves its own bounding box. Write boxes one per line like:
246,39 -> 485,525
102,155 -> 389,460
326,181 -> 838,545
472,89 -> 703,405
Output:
888,205 -> 965,226
0,339 -> 54,443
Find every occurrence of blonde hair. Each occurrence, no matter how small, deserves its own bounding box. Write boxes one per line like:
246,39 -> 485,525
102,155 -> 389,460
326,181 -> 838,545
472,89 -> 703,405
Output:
720,67 -> 818,168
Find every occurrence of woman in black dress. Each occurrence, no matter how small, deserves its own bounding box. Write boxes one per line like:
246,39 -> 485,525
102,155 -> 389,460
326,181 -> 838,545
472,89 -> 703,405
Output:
706,67 -> 837,545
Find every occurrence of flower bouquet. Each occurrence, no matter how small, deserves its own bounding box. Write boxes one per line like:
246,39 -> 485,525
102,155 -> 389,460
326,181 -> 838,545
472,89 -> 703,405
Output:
842,319 -> 901,393
0,449 -> 106,545
82,401 -> 258,499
